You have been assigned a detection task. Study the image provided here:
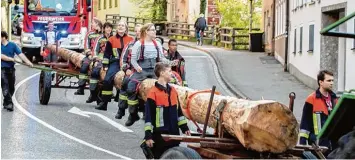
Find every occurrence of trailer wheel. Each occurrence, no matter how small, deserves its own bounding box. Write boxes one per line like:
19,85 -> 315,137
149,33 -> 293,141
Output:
39,71 -> 52,105
160,146 -> 202,159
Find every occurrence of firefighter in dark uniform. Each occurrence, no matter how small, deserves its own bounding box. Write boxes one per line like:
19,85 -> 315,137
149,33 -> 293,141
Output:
166,39 -> 188,87
115,24 -> 142,119
1,31 -> 33,111
74,18 -> 103,95
86,22 -> 113,103
124,23 -> 178,126
299,70 -> 338,153
96,20 -> 134,111
143,62 -> 191,159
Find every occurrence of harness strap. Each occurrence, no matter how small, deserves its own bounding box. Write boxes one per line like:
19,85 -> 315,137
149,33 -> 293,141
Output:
184,89 -> 221,133
139,40 -> 160,62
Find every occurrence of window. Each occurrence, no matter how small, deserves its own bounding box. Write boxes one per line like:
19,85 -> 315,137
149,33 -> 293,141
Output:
109,0 -> 112,8
104,0 -> 107,9
98,0 -> 101,10
115,0 -> 118,7
353,19 -> 355,49
294,28 -> 297,53
299,26 -> 303,53
308,24 -> 314,52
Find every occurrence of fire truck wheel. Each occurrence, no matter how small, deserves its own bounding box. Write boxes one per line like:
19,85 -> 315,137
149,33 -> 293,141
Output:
39,71 -> 52,105
160,146 -> 202,159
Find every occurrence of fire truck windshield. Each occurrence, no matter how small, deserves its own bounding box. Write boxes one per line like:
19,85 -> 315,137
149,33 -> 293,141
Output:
27,0 -> 78,16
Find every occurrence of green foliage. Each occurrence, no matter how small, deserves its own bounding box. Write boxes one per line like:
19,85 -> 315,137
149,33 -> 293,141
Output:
200,0 -> 206,14
129,0 -> 167,21
216,0 -> 261,29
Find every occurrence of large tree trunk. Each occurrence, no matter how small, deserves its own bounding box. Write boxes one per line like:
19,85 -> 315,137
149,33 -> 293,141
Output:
46,45 -> 299,153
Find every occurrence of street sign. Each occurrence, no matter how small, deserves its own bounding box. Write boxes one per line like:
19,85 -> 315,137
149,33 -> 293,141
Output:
207,0 -> 220,25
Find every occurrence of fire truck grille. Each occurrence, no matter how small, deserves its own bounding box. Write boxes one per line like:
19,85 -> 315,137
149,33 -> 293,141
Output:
32,22 -> 70,32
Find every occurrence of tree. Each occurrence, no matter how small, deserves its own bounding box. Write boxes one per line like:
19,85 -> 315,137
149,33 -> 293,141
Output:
216,0 -> 261,29
200,0 -> 206,15
129,0 -> 167,21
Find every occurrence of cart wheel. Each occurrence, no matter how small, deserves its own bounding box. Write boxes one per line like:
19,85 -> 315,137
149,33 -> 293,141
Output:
302,151 -> 318,159
39,71 -> 52,105
160,146 -> 202,159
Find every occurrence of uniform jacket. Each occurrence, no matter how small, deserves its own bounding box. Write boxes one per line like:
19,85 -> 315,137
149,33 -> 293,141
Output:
93,33 -> 112,60
144,82 -> 189,140
166,50 -> 187,86
120,38 -> 138,72
84,30 -> 101,53
102,33 -> 134,65
299,88 -> 338,147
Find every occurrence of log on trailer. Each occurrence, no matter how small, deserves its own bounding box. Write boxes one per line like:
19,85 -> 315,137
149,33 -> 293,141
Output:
46,45 -> 299,153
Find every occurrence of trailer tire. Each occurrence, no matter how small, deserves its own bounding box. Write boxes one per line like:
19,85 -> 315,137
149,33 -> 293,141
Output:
39,71 -> 52,105
302,151 -> 317,159
160,146 -> 202,159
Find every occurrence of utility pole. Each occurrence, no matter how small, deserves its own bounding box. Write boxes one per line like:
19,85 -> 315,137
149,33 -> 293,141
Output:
7,0 -> 12,40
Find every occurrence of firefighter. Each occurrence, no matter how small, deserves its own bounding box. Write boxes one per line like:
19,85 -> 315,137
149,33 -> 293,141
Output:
1,31 -> 33,111
95,20 -> 134,111
124,23 -> 178,126
299,70 -> 338,151
115,24 -> 142,119
166,39 -> 188,87
74,18 -> 103,95
86,22 -> 113,103
143,62 -> 191,159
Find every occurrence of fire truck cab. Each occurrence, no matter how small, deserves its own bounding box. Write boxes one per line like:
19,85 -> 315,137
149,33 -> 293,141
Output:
14,0 -> 94,62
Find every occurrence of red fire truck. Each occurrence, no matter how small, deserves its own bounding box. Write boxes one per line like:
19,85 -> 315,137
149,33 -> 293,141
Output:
14,0 -> 94,62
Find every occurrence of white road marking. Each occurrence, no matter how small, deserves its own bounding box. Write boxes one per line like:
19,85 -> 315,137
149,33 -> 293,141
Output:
12,73 -> 132,160
68,107 -> 133,132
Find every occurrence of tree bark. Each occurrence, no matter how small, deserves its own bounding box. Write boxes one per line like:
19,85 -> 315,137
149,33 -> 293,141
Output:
46,45 -> 299,153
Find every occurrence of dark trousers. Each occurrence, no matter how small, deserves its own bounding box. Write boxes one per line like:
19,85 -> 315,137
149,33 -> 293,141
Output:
78,57 -> 91,87
1,68 -> 16,106
151,132 -> 180,159
126,68 -> 156,118
90,61 -> 102,91
117,76 -> 130,110
101,61 -> 120,102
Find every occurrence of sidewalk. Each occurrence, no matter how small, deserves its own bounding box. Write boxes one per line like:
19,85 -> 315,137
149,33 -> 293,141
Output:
163,38 -> 313,120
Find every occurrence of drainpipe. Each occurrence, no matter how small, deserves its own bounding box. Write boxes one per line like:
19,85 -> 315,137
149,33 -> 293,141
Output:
272,0 -> 276,55
284,0 -> 290,72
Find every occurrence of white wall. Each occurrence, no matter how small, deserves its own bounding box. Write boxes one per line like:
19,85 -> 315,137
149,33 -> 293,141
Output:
188,0 -> 200,24
288,0 -> 355,91
119,0 -> 136,17
345,0 -> 355,90
289,0 -> 321,80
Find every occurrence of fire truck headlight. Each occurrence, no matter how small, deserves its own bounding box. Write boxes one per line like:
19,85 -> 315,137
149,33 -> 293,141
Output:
35,29 -> 41,34
61,30 -> 67,34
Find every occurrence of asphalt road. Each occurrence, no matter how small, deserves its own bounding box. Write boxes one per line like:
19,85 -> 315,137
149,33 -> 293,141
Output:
1,44 -> 234,159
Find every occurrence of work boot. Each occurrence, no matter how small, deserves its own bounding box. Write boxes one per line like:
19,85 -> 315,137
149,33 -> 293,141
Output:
115,108 -> 126,119
95,102 -> 108,111
5,103 -> 14,112
86,90 -> 97,103
125,114 -> 140,126
74,87 -> 84,95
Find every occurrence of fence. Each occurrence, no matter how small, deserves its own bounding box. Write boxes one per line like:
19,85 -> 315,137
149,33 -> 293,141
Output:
105,14 -> 261,50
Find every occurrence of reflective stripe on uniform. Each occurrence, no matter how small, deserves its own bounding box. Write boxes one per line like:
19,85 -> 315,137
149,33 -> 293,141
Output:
119,94 -> 128,100
313,113 -> 322,135
299,129 -> 310,139
144,122 -> 153,131
156,107 -> 164,128
113,48 -> 118,58
128,99 -> 139,106
90,79 -> 98,84
79,74 -> 88,79
103,58 -> 109,65
102,90 -> 113,95
178,116 -> 187,126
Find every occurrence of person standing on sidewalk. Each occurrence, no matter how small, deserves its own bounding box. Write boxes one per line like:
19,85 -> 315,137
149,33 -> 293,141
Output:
194,14 -> 207,45
96,20 -> 134,111
1,31 -> 33,111
143,62 -> 190,159
299,70 -> 338,151
166,39 -> 187,87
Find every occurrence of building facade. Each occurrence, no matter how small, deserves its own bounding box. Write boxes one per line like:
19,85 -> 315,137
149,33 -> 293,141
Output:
288,0 -> 355,92
167,0 -> 201,24
274,0 -> 288,65
261,0 -> 275,55
95,0 -> 136,21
